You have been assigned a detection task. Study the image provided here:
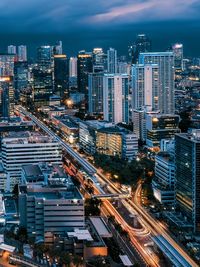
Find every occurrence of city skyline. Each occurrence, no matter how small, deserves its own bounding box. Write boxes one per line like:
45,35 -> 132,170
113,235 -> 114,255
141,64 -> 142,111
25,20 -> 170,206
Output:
0,1 -> 199,56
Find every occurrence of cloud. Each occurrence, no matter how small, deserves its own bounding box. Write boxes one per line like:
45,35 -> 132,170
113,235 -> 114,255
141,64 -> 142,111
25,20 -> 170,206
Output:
89,0 -> 200,24
0,0 -> 199,32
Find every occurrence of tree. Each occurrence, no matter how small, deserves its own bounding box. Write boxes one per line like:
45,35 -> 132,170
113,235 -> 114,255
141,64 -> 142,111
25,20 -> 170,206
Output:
60,252 -> 71,266
12,184 -> 19,199
17,227 -> 28,243
85,198 -> 102,216
73,254 -> 84,267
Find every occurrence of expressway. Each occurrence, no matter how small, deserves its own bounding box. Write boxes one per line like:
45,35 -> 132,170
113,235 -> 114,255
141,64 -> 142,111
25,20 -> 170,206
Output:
17,106 -> 199,267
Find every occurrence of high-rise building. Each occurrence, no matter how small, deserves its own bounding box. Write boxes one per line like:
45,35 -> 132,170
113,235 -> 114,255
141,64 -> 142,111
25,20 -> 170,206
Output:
69,57 -> 77,78
88,72 -> 104,116
129,34 -> 151,64
14,61 -> 28,99
54,54 -> 69,98
0,76 -> 14,120
175,130 -> 200,232
1,132 -> 62,191
152,152 -> 175,205
18,45 -> 27,62
172,43 -> 183,72
132,64 -> 159,111
93,48 -> 106,73
53,40 -> 63,55
32,68 -> 54,107
8,45 -> 16,55
103,74 -> 129,124
107,48 -> 117,73
37,45 -> 53,69
139,52 -> 175,114
0,54 -> 15,76
77,51 -> 93,94
146,114 -> 180,147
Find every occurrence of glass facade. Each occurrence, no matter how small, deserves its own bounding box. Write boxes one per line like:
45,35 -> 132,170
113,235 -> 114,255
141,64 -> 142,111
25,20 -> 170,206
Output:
175,134 -> 200,232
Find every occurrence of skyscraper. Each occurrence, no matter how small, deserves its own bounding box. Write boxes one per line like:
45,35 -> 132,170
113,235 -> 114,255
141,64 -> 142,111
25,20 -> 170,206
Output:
14,61 -> 28,99
77,51 -> 93,94
129,34 -> 151,64
18,45 -> 27,62
132,64 -> 159,111
175,130 -> 200,232
69,57 -> 77,78
54,54 -> 69,98
93,48 -> 107,73
139,52 -> 175,114
32,68 -> 53,106
103,74 -> 129,124
0,76 -> 14,120
53,40 -> 63,55
107,48 -> 117,73
37,45 -> 53,69
172,43 -> 183,72
88,72 -> 104,115
8,45 -> 16,55
0,54 -> 15,76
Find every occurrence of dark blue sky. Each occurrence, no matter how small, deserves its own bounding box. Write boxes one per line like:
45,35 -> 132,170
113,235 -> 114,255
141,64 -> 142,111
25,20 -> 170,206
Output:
1,0 -> 200,57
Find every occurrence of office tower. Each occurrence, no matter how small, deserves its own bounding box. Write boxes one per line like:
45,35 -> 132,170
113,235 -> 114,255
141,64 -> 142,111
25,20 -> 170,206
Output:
103,74 -> 129,124
54,54 -> 69,98
175,130 -> 200,232
88,72 -> 104,115
53,40 -> 63,55
69,57 -> 77,78
132,64 -> 159,111
0,76 -> 14,120
107,48 -> 117,73
77,51 -> 93,94
129,34 -> 152,64
139,52 -> 175,114
18,45 -> 27,62
37,45 -> 53,69
1,132 -> 62,191
14,61 -> 28,99
146,114 -> 180,147
7,45 -> 16,55
172,43 -> 183,71
0,54 -> 15,76
32,67 -> 53,106
118,62 -> 130,75
93,48 -> 106,73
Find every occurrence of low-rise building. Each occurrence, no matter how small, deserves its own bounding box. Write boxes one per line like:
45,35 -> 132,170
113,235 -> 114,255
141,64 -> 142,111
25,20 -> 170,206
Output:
52,115 -> 80,144
19,164 -> 84,243
79,120 -> 138,159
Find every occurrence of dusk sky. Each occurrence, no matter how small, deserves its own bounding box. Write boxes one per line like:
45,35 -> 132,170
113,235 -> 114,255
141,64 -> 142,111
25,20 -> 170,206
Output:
1,0 -> 200,57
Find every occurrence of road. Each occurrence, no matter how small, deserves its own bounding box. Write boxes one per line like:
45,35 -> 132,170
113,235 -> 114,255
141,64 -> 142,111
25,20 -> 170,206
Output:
17,105 -> 198,267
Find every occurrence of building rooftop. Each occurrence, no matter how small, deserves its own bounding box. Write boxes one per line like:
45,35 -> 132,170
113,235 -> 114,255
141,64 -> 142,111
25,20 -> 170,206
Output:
2,131 -> 57,145
89,217 -> 112,238
98,126 -> 132,135
22,163 -> 73,188
176,129 -> 200,142
67,229 -> 93,241
26,187 -> 82,201
156,152 -> 174,163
